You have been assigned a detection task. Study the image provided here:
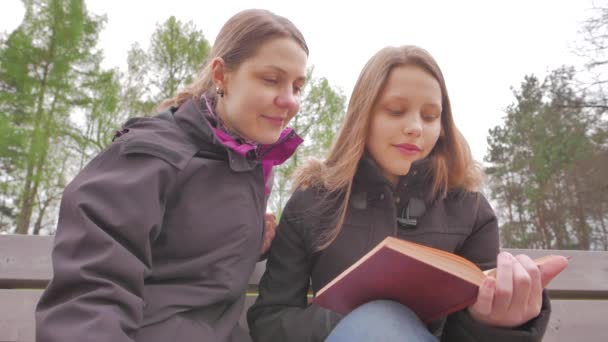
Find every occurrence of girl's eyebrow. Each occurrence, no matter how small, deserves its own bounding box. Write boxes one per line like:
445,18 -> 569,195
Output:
383,94 -> 441,109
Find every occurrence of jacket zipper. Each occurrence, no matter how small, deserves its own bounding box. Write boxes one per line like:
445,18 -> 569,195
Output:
256,130 -> 296,160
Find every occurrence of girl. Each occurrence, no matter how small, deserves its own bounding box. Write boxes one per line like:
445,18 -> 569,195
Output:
247,45 -> 567,342
36,9 -> 308,342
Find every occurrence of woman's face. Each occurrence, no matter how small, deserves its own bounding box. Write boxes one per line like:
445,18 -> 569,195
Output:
366,64 -> 443,184
214,37 -> 308,144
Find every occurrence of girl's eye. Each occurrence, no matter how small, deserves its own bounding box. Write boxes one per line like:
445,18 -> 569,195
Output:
387,108 -> 403,116
293,85 -> 302,95
263,78 -> 278,84
423,112 -> 440,121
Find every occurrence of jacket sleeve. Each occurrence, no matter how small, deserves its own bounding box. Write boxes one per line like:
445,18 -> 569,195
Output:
247,190 -> 342,342
441,193 -> 551,342
35,142 -> 177,342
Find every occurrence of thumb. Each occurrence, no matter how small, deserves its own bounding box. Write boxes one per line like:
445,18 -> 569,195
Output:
540,255 -> 569,288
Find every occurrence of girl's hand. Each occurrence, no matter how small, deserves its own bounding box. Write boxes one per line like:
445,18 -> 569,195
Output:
260,213 -> 277,254
468,252 -> 568,327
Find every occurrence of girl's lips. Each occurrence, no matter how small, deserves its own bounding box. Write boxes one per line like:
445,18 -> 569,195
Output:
394,143 -> 421,156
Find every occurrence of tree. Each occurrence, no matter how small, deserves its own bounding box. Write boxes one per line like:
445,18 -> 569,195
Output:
485,68 -> 607,250
67,66 -> 122,167
0,0 -> 108,234
578,3 -> 608,110
121,16 -> 210,116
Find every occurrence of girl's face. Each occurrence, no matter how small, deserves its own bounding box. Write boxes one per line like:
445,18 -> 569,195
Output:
366,65 -> 443,184
214,37 -> 307,144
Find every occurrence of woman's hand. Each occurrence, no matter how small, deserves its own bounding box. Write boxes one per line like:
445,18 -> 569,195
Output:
260,213 -> 277,254
468,252 -> 569,328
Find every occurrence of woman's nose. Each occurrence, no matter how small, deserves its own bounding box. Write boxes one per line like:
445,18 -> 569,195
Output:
275,89 -> 299,112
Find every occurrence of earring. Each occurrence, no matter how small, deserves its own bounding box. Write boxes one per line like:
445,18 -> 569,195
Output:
216,86 -> 224,98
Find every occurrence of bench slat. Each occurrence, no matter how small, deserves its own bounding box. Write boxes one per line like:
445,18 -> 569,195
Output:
0,235 -> 267,288
0,235 -> 53,288
1,290 -> 606,342
0,290 -> 39,342
544,300 -> 608,342
505,248 -> 608,299
2,235 -> 607,300
241,249 -> 608,299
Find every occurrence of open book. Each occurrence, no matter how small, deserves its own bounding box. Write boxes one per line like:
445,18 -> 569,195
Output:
313,237 -> 558,323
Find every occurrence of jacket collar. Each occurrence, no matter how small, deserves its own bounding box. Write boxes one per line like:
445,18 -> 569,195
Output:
172,98 -> 303,182
353,154 -> 437,208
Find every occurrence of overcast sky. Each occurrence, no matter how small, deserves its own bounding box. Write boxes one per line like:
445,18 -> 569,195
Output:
1,0 -> 598,162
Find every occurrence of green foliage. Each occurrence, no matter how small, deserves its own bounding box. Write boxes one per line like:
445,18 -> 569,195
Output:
122,16 -> 210,116
485,67 -> 607,250
0,0 -> 109,234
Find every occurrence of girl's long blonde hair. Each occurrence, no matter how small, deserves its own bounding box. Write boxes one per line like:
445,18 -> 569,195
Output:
293,45 -> 483,250
158,9 -> 308,110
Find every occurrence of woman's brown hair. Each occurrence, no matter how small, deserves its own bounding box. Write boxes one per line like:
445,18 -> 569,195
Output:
293,45 -> 483,250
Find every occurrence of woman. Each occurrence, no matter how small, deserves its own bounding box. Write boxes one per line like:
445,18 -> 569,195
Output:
36,9 -> 308,342
247,45 -> 568,341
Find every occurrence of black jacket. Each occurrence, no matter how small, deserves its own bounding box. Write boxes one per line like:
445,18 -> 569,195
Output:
36,99 -> 300,342
247,157 -> 550,342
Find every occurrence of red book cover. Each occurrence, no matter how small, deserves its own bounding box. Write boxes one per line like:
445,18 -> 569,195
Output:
312,241 -> 480,323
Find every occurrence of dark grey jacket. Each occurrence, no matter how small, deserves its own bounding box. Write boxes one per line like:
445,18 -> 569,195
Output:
248,157 -> 551,342
35,99 -> 300,342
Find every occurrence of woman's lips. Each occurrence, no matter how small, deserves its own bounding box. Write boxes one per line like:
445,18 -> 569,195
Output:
262,115 -> 284,127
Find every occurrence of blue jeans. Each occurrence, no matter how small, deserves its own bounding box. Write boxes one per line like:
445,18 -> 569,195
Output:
325,300 -> 438,342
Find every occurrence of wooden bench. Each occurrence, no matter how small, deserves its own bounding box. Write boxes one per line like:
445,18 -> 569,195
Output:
1,234 -> 607,341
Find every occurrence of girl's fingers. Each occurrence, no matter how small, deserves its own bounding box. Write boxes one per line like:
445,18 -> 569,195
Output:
474,277 -> 496,316
493,252 -> 514,314
509,257 -> 532,313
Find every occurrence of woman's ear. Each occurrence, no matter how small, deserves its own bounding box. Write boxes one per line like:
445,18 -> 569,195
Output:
211,57 -> 227,92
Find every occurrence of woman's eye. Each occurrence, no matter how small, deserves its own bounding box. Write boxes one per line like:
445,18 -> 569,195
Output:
293,85 -> 302,94
263,78 -> 278,85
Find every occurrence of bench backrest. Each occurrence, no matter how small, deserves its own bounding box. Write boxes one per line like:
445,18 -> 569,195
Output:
1,234 -> 607,341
